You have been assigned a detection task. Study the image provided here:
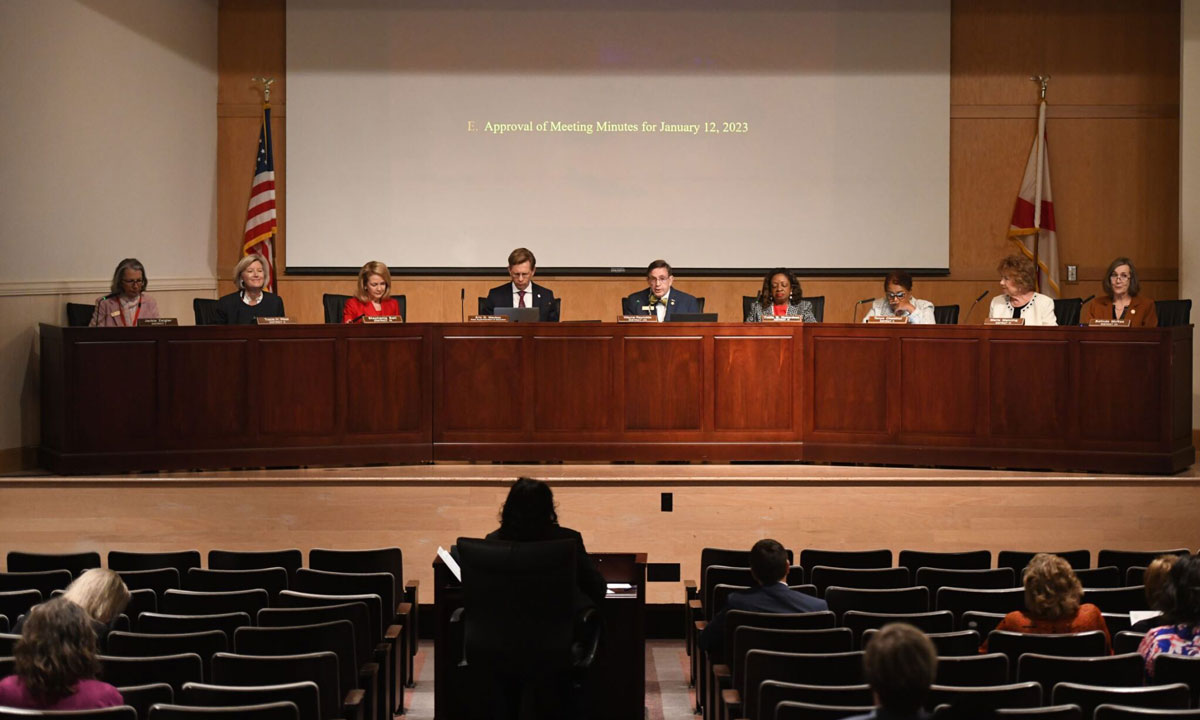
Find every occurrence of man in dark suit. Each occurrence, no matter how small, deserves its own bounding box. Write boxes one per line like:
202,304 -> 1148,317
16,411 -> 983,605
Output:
698,539 -> 827,655
621,259 -> 701,321
482,247 -> 559,322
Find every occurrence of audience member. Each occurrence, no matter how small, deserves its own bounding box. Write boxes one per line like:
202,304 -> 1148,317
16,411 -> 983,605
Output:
0,598 -> 123,710
981,553 -> 1110,652
844,622 -> 937,720
697,539 -> 826,655
1130,554 -> 1181,633
1140,554 -> 1200,677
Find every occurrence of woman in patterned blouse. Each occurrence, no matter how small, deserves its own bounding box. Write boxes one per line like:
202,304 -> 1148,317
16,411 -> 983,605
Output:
1140,554 -> 1200,677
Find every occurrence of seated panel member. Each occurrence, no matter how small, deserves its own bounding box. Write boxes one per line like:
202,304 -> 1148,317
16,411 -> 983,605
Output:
483,247 -> 559,322
343,261 -> 400,322
863,270 -> 935,324
214,253 -> 285,325
621,259 -> 701,321
90,258 -> 160,327
745,267 -> 818,322
988,254 -> 1057,326
1084,256 -> 1158,326
697,539 -> 827,655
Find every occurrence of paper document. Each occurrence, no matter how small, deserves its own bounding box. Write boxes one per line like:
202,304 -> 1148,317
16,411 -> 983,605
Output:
437,546 -> 461,582
1129,610 -> 1161,625
606,583 -> 633,591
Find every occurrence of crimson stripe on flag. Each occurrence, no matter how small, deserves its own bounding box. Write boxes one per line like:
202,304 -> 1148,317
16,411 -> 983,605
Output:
1010,197 -> 1035,227
245,201 -> 276,219
250,180 -> 275,194
1040,201 -> 1056,231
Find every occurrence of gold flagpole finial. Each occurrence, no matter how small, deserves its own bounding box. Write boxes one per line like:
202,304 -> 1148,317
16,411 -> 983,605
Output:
251,76 -> 276,103
1029,75 -> 1050,101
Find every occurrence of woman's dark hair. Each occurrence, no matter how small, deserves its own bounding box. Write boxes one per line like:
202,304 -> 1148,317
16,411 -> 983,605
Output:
13,597 -> 101,705
1101,256 -> 1142,298
498,477 -> 558,541
884,270 -> 913,292
757,267 -> 803,308
1162,554 -> 1200,624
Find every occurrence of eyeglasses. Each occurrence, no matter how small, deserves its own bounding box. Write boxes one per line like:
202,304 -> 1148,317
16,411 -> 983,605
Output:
121,278 -> 145,286
886,291 -> 907,300
1110,273 -> 1131,280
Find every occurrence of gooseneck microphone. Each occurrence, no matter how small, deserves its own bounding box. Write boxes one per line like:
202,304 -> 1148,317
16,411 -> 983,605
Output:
1081,294 -> 1095,306
965,290 -> 989,320
851,297 -> 873,322
460,288 -> 466,322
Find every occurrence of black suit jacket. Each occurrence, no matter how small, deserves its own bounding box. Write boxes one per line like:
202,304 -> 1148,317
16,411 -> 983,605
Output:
621,288 -> 701,320
698,582 -> 829,654
483,282 -> 559,322
214,291 -> 286,325
486,524 -> 606,608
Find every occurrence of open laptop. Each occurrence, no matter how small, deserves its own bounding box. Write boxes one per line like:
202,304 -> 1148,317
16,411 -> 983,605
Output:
493,306 -> 542,323
666,313 -> 718,323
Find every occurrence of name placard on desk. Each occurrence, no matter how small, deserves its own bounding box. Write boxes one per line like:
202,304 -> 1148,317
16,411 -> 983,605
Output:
619,315 -> 658,323
763,315 -> 803,322
137,318 -> 178,327
363,315 -> 403,324
985,317 -> 1025,326
255,316 -> 295,325
1089,318 -> 1131,328
468,314 -> 508,322
866,315 -> 908,324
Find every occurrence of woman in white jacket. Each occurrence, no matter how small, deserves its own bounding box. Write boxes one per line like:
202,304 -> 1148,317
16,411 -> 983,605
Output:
989,254 -> 1057,326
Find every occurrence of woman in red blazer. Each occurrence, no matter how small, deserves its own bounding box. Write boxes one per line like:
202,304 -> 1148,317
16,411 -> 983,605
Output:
343,261 -> 400,322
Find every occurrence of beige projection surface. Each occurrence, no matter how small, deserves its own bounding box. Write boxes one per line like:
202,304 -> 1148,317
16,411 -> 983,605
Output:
286,0 -> 949,272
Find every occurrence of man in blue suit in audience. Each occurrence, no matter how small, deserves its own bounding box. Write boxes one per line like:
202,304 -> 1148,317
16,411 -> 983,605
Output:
698,538 -> 827,656
621,259 -> 701,321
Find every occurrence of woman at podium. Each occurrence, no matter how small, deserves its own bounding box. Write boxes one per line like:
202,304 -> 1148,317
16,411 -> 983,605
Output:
862,270 -> 935,323
1083,257 -> 1158,326
989,254 -> 1057,325
89,258 -> 159,327
214,253 -> 285,324
744,268 -> 818,322
343,261 -> 400,322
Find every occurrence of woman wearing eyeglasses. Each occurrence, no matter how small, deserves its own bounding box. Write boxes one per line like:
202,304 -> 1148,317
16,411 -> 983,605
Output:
89,258 -> 159,327
1083,257 -> 1158,326
862,270 -> 935,324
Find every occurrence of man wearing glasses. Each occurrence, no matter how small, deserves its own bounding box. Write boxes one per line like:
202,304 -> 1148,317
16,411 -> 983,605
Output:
862,269 -> 935,324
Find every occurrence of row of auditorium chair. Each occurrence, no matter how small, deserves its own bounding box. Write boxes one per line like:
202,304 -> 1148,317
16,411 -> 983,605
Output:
684,547 -> 1198,720
0,548 -> 418,720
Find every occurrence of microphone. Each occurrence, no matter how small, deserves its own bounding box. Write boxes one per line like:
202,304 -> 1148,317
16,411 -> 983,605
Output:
460,288 -> 466,322
348,314 -> 366,324
965,290 -> 989,320
851,297 -> 873,322
1081,294 -> 1095,306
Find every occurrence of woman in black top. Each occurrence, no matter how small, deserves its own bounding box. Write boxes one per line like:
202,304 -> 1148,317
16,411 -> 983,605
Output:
215,253 -> 285,324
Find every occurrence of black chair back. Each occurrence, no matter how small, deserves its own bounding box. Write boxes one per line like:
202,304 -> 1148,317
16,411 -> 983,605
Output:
148,702 -> 299,720
161,589 -> 269,618
742,650 -> 864,720
1075,567 -> 1123,588
116,568 -> 182,598
773,701 -> 873,720
0,589 -> 41,624
1017,652 -> 1144,696
1113,631 -> 1146,655
933,304 -> 960,324
0,708 -> 136,720
928,682 -> 1042,711
193,298 -> 220,325
207,549 -> 303,584
730,627 -> 854,685
756,681 -> 873,710
137,612 -> 252,642
0,570 -> 73,597
99,652 -> 204,693
1054,298 -> 1083,326
936,587 -> 1025,623
810,567 -> 910,598
0,633 -> 17,655
1154,299 -> 1192,327
841,610 -> 954,649
1052,683 -> 1191,720
125,588 -> 158,630
798,549 -> 891,575
998,550 -> 1090,574
115,683 -> 173,720
108,550 -> 202,577
867,629 -> 978,656
899,550 -> 991,574
180,681 -> 321,720
292,570 -> 394,637
825,586 -> 928,619
308,548 -> 404,610
7,551 -> 101,577
1082,586 -> 1147,614
210,652 -> 341,720
1094,707 -> 1200,720
1097,550 -> 1190,576
993,705 -> 1084,720
277,591 -> 383,649
1153,655 -> 1200,708
806,296 -> 825,322
917,567 -> 1016,597
935,653 -> 1009,686
234,621 -> 359,709
66,302 -> 95,327
962,610 -> 1008,636
185,567 -> 289,598
323,293 -> 351,323
988,631 -> 1109,676
107,630 -> 228,682
258,603 -> 373,668
742,296 -> 756,321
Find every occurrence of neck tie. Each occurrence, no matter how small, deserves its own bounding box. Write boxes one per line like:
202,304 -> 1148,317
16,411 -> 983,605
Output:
518,290 -> 526,308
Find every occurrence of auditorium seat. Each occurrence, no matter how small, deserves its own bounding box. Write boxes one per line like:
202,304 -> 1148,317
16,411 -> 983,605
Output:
180,681 -> 321,720
1082,586 -> 1146,614
807,296 -> 825,321
998,550 -> 1091,574
1113,631 -> 1146,655
1153,655 -> 1200,707
115,683 -> 174,720
798,549 -> 892,576
937,587 -> 1025,623
860,629 -> 979,657
211,652 -> 356,720
1105,614 -> 1133,634
916,567 -> 1016,597
0,614 -> 7,633
687,547 -> 797,663
756,681 -> 873,710
809,566 -> 910,598
927,682 -> 1042,711
1154,299 -> 1192,327
1127,567 -> 1148,586
193,298 -> 220,325
0,633 -> 17,655
0,707 -> 136,720
99,653 -> 204,694
323,294 -> 352,323
107,630 -> 228,682
307,547 -> 416,661
726,650 -> 865,720
66,302 -> 95,327
1017,653 -> 1145,696
138,612 -> 252,642
161,589 -> 270,619
7,550 -> 101,577
147,702 -> 300,720
824,586 -> 928,619
185,568 -> 289,599
935,654 -> 1009,687
1097,550 -> 1191,577
0,569 -> 73,597
0,589 -> 41,626
899,549 -> 991,574
711,628 -> 853,720
116,568 -> 182,599
987,706 -> 1084,720
1075,566 -> 1123,588
125,588 -> 158,630
108,550 -> 202,577
933,304 -> 960,324
208,549 -> 303,584
840,611 -> 954,649
962,610 -> 1008,636
773,701 -> 875,720
1052,683 -> 1191,720
988,631 -> 1109,677
1095,707 -> 1200,720
1055,298 -> 1084,326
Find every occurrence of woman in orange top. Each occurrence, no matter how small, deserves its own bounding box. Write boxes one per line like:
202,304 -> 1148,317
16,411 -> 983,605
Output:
1083,257 -> 1157,326
981,553 -> 1110,653
343,261 -> 400,323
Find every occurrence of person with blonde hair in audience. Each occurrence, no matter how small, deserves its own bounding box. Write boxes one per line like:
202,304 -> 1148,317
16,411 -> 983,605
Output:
16,568 -> 132,650
89,258 -> 159,327
343,261 -> 400,322
1130,554 -> 1181,633
981,553 -> 1109,652
843,623 -> 937,720
989,254 -> 1057,325
1139,554 -> 1200,677
0,597 -> 123,710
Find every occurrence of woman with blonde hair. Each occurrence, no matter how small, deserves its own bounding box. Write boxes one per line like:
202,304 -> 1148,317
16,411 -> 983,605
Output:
214,253 -> 286,324
981,553 -> 1110,652
0,597 -> 123,709
15,569 -> 132,650
343,261 -> 400,322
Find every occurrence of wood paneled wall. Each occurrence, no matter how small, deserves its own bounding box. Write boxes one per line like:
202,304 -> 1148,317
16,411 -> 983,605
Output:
217,0 -> 1181,324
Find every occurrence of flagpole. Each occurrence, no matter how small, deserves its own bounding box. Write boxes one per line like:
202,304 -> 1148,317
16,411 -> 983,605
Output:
1030,75 -> 1049,293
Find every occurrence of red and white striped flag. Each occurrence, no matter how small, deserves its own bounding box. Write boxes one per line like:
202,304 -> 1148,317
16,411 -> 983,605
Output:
1007,99 -> 1059,297
243,104 -> 277,292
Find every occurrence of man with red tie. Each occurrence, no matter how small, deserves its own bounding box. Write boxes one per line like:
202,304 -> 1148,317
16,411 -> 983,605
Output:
482,247 -> 560,322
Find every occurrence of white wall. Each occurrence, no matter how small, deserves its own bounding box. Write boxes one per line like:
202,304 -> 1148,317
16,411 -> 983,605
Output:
0,0 -> 219,466
1185,0 -> 1200,437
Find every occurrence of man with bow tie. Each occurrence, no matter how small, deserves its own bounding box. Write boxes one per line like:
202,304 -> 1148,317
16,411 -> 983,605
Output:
482,247 -> 560,322
621,259 -> 702,322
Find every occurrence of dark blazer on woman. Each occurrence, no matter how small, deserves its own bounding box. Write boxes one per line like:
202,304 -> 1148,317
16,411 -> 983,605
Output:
214,291 -> 285,325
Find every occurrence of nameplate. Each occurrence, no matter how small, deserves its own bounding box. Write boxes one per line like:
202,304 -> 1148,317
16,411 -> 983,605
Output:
619,315 -> 658,323
866,315 -> 908,324
363,315 -> 402,324
137,318 -> 178,327
255,316 -> 294,325
1089,319 -> 1131,328
468,314 -> 508,322
763,316 -> 803,322
985,317 -> 1025,326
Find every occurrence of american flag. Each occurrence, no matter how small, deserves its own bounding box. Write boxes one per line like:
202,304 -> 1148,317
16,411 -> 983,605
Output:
243,104 -> 277,292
